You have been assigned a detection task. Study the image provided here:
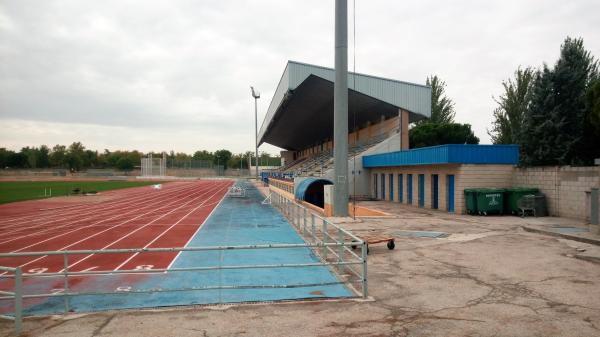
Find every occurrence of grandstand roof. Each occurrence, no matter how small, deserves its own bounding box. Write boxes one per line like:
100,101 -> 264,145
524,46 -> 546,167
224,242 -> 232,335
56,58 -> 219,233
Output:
258,61 -> 432,151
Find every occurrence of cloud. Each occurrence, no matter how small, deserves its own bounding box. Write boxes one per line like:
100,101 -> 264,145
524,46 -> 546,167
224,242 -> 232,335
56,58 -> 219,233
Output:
1,0 -> 599,154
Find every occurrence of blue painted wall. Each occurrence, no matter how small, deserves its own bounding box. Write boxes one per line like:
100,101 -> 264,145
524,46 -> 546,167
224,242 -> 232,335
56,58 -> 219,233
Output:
363,144 -> 519,168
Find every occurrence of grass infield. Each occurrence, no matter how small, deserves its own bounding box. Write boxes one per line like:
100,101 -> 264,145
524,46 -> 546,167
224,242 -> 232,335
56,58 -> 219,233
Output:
0,180 -> 159,204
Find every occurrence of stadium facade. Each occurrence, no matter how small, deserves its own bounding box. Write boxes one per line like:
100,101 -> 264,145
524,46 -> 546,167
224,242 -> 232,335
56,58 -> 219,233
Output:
259,61 -> 519,215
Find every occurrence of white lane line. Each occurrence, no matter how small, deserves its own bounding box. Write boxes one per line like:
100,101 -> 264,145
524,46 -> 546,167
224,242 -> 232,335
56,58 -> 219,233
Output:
116,182 -> 232,271
0,183 -> 201,246
0,182 -> 197,233
0,182 -> 191,224
0,184 -> 211,275
0,182 -> 195,236
60,182 -> 229,272
165,181 -> 233,270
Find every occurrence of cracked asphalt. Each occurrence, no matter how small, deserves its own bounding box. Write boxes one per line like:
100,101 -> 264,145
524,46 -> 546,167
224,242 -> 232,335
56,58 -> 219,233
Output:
2,201 -> 600,337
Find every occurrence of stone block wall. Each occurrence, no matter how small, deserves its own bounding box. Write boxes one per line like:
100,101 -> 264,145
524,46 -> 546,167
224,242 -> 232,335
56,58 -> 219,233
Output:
513,166 -> 600,220
368,164 -> 599,221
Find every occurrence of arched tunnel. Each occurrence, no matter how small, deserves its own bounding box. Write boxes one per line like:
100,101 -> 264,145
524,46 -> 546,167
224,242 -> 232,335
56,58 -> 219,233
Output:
294,178 -> 333,208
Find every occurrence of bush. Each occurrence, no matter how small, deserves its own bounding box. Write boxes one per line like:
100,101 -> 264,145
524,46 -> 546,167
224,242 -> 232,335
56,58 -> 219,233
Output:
409,123 -> 479,148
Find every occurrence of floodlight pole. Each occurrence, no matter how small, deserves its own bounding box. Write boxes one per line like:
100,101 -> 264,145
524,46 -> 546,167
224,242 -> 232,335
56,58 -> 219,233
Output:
333,0 -> 349,216
251,87 -> 260,180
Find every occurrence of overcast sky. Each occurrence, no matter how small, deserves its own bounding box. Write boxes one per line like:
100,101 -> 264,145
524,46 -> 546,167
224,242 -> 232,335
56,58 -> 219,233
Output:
1,0 -> 599,155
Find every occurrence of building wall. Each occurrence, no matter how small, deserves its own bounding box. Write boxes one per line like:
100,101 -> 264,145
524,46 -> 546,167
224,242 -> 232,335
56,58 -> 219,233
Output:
513,166 -> 600,220
370,164 -> 464,212
369,164 -> 600,221
454,165 -> 515,214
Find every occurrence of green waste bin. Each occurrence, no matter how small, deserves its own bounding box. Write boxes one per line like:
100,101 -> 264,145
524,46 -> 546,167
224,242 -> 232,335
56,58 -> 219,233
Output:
474,188 -> 505,215
464,189 -> 478,214
505,187 -> 539,215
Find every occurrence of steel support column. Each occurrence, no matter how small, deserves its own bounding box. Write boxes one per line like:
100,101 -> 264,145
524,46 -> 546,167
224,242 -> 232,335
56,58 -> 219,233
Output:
333,0 -> 349,216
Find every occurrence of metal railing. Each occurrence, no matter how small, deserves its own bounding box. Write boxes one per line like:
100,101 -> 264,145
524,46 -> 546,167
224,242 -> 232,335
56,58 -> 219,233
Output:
0,200 -> 366,330
268,188 -> 368,298
0,266 -> 22,335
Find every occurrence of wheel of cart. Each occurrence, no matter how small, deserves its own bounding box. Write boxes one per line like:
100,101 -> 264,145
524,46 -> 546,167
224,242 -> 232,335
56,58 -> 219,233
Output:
351,236 -> 395,254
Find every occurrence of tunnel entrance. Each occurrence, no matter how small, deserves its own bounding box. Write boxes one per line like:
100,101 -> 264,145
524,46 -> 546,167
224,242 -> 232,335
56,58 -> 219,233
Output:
294,178 -> 333,208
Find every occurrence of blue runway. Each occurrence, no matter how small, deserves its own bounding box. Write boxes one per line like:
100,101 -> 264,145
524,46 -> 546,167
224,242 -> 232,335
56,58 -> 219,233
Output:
24,180 -> 351,315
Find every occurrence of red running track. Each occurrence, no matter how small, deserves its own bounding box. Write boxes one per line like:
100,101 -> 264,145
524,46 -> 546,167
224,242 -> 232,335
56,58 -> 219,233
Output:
0,180 -> 233,276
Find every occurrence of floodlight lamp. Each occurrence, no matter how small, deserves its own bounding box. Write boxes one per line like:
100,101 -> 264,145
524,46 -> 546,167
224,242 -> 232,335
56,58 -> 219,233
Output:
250,86 -> 260,99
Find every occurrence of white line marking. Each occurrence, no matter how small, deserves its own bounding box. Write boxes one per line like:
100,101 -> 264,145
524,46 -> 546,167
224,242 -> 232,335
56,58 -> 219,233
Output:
0,183 -> 212,275
165,181 -> 233,270
64,182 -> 229,272
114,183 -> 231,271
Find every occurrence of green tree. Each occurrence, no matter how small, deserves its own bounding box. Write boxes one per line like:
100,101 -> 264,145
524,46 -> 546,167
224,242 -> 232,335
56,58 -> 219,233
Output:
213,149 -> 232,169
521,37 -> 599,165
409,123 -> 479,148
589,81 -> 600,132
21,147 -> 37,168
418,75 -> 455,125
37,145 -> 50,168
49,145 -> 67,167
7,151 -> 27,168
0,148 -> 13,168
193,150 -> 214,161
488,67 -> 535,144
66,142 -> 86,170
116,157 -> 134,171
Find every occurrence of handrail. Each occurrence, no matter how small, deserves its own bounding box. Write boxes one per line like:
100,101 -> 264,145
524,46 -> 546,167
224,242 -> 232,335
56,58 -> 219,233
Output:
267,188 -> 367,298
0,266 -> 22,335
0,242 -> 358,258
0,187 -> 367,327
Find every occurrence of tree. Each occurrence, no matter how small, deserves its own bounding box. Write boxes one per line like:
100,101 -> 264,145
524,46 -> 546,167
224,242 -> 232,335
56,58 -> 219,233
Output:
116,157 -> 134,171
521,37 -> 599,165
213,149 -> 232,169
49,145 -> 67,167
66,142 -> 86,171
0,148 -> 13,168
6,151 -> 27,168
418,75 -> 455,125
488,67 -> 535,144
21,147 -> 37,168
589,81 -> 600,132
37,145 -> 50,168
409,123 -> 479,148
193,150 -> 214,161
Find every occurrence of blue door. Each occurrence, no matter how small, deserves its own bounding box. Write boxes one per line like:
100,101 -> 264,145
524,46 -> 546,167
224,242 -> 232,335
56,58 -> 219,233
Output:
418,174 -> 425,208
374,174 -> 378,198
432,174 -> 439,209
389,174 -> 394,201
381,174 -> 385,200
407,174 -> 413,204
447,174 -> 455,213
398,174 -> 403,203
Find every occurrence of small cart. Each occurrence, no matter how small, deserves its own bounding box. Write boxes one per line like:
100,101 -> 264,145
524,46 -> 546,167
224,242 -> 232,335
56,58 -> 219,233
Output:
351,235 -> 395,254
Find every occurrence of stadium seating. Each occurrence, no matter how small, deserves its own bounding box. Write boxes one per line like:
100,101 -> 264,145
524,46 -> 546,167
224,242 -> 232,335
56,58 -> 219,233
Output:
275,133 -> 391,177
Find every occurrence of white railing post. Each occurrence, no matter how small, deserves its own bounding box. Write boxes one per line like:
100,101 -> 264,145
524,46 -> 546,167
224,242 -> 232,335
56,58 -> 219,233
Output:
338,227 -> 344,263
14,267 -> 22,335
303,208 -> 307,237
322,219 -> 328,260
311,214 -> 316,242
362,241 -> 368,298
63,253 -> 70,313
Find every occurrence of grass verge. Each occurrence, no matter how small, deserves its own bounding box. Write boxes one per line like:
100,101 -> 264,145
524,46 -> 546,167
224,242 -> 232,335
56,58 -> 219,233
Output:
0,180 -> 159,204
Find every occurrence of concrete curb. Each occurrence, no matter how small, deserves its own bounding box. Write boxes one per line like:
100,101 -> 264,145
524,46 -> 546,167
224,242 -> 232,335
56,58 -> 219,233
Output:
522,226 -> 600,246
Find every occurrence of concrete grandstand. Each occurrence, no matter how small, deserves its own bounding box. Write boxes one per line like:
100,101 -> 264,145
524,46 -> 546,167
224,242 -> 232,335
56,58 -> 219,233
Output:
258,60 -> 432,200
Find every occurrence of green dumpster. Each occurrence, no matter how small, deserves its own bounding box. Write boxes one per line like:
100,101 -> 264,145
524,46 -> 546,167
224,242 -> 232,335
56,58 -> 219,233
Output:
474,188 -> 505,215
464,189 -> 478,214
505,187 -> 539,215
